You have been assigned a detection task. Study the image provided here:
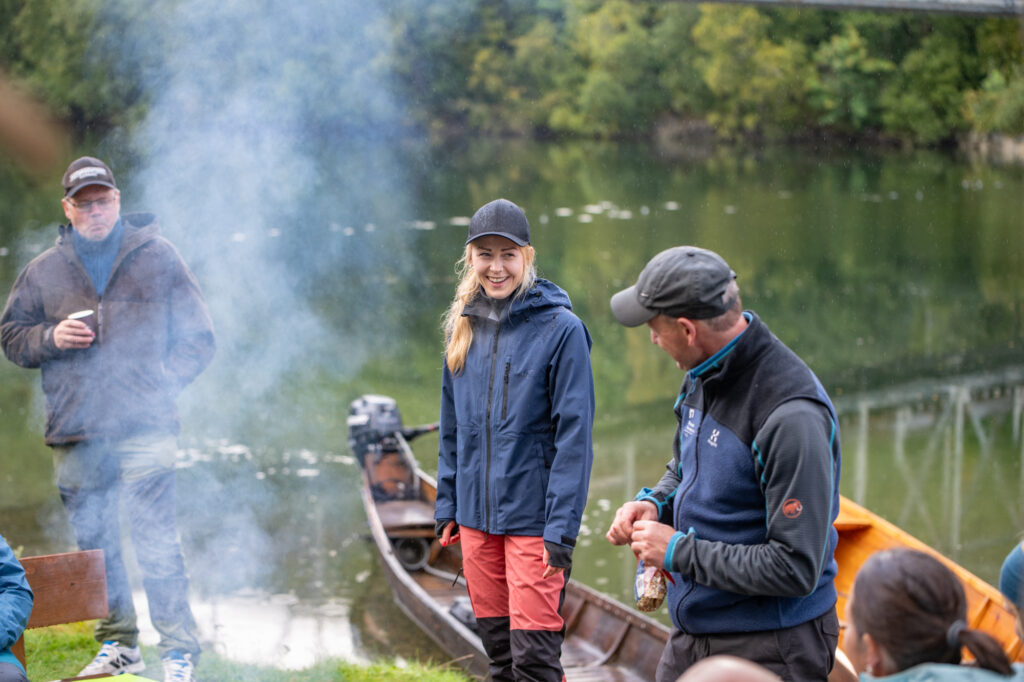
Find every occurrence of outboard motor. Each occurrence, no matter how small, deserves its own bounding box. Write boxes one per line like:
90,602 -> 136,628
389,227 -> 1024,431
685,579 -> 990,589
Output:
347,394 -> 403,466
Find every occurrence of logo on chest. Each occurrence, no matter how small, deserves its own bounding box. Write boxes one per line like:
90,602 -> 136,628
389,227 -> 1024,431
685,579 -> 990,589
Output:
707,429 -> 720,447
682,408 -> 697,438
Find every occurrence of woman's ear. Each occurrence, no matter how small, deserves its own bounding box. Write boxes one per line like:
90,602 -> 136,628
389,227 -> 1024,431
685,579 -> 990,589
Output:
863,633 -> 892,677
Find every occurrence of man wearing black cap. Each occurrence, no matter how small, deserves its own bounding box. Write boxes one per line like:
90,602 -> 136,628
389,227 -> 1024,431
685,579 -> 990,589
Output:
0,157 -> 214,682
605,247 -> 841,681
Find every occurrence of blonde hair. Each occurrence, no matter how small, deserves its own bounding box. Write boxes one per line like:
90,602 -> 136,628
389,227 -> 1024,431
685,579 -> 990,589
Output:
443,243 -> 536,373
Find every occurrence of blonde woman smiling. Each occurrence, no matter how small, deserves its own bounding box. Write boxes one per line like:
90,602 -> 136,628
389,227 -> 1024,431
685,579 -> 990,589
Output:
434,198 -> 595,682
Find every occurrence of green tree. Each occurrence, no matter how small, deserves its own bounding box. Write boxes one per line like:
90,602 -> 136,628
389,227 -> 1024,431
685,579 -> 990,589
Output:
693,5 -> 812,137
808,24 -> 895,132
3,0 -> 147,132
880,30 -> 972,143
649,4 -> 713,117
963,65 -> 1024,134
387,1 -> 490,134
513,18 -> 586,134
567,0 -> 666,136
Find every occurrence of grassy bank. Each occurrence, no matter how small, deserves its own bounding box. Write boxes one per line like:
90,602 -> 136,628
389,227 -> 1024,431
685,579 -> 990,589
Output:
25,622 -> 470,682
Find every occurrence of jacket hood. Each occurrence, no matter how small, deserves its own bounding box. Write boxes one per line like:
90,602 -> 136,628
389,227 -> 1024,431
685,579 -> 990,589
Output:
517,278 -> 572,313
464,278 -> 573,320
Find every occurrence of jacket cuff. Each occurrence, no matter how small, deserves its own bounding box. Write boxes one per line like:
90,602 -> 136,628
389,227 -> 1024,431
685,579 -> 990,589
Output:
664,527 -> 696,573
544,540 -> 573,569
635,487 -> 669,516
44,325 -> 59,354
435,519 -> 458,540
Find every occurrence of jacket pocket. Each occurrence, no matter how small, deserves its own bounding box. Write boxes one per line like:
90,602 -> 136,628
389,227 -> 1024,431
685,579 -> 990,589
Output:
453,425 -> 485,530
494,433 -> 547,532
501,361 -> 510,421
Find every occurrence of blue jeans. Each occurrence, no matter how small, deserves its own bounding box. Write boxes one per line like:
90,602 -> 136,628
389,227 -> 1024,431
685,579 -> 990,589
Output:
0,661 -> 28,682
53,434 -> 200,658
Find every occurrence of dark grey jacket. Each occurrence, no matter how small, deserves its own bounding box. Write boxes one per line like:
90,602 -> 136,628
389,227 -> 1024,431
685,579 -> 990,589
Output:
0,213 -> 215,444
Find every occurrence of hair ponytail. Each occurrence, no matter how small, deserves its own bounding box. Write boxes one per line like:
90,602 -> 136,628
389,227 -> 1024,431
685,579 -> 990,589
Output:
957,628 -> 1013,676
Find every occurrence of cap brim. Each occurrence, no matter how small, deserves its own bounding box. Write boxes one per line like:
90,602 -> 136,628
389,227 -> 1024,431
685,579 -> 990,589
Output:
66,181 -> 117,198
610,285 -> 657,327
465,231 -> 529,247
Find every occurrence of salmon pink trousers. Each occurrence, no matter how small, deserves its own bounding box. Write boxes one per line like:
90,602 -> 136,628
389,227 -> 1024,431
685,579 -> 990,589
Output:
460,526 -> 568,682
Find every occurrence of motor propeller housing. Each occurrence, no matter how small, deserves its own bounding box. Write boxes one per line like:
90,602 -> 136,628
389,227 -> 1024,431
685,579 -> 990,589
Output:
346,394 -> 403,465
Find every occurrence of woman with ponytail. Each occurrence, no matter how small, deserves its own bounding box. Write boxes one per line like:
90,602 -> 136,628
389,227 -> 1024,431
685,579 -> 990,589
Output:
845,548 -> 1022,680
434,198 -> 595,682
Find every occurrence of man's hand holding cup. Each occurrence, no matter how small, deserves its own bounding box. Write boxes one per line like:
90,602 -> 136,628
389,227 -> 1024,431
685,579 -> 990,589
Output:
55,310 -> 97,350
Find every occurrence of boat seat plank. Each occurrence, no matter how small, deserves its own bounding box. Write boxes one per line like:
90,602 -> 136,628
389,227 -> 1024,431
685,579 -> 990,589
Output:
377,499 -> 435,534
564,666 -> 647,681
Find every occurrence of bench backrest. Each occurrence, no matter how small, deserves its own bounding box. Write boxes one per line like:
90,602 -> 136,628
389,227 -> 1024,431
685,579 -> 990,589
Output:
10,549 -> 108,668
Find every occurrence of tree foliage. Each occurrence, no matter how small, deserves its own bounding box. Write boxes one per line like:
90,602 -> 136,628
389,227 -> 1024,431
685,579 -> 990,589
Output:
1,0 -> 1022,144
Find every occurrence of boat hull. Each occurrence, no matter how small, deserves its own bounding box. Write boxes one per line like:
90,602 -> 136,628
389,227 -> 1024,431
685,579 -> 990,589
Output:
357,433 -> 669,681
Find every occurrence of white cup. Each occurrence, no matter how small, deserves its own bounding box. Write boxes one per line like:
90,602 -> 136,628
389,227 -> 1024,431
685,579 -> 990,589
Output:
67,309 -> 98,337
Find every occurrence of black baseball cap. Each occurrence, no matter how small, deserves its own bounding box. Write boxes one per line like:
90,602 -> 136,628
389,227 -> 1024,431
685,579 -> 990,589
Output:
465,198 -> 530,246
610,246 -> 737,327
62,157 -> 117,198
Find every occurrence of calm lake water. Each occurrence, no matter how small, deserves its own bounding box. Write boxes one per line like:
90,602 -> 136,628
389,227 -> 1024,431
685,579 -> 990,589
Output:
1,139 -> 1022,668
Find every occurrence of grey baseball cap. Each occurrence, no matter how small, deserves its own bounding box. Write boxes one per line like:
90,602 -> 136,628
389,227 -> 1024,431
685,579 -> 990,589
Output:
465,198 -> 530,246
610,246 -> 737,327
62,156 -> 117,197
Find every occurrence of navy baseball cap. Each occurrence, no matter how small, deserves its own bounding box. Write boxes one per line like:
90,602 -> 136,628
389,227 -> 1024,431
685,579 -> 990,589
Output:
466,198 -> 530,246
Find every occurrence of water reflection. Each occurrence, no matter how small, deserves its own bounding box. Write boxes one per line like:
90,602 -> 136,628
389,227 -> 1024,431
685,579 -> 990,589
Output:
135,448 -> 450,668
837,365 -> 1024,563
2,139 -> 1023,665
134,590 -> 366,670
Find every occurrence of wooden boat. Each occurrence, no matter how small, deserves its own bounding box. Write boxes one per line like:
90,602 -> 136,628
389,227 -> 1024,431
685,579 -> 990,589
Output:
834,496 -> 1023,661
348,395 -> 1022,681
348,395 -> 669,680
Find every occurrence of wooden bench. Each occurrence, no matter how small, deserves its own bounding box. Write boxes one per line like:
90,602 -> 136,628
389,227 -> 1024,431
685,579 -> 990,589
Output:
10,549 -> 108,678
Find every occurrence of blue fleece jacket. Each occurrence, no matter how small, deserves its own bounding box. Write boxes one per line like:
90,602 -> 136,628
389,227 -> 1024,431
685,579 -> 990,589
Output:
639,312 -> 841,634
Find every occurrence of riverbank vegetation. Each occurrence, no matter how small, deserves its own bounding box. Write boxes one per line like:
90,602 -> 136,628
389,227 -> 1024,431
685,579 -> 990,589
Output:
26,622 -> 470,682
1,0 -> 1022,147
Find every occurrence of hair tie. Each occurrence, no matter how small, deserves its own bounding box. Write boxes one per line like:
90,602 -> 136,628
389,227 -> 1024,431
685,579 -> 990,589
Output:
946,619 -> 968,648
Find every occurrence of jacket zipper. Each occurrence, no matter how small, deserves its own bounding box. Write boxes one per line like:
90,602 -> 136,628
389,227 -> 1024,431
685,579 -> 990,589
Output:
501,362 -> 510,421
483,323 -> 502,533
674,388 -> 702,610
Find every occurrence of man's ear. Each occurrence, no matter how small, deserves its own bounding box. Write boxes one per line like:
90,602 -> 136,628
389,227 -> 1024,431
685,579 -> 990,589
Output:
676,317 -> 698,346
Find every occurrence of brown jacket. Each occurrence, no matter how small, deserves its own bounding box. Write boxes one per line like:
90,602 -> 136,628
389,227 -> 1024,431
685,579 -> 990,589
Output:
0,212 -> 215,444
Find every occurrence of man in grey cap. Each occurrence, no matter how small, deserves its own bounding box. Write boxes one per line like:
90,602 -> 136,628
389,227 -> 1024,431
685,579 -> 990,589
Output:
0,156 -> 214,682
605,246 -> 841,681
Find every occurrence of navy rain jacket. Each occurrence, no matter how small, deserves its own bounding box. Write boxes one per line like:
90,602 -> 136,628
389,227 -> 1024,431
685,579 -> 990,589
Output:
435,279 -> 595,552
